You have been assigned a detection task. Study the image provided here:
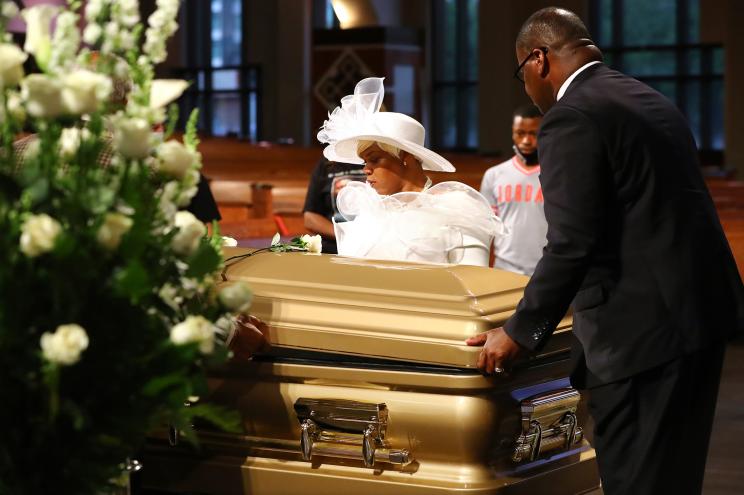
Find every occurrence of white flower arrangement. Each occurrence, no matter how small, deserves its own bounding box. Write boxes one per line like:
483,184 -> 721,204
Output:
0,1 -> 243,492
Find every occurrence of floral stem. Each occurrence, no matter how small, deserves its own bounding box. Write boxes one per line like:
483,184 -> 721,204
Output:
47,365 -> 60,421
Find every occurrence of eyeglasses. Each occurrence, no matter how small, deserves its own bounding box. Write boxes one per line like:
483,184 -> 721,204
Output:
514,47 -> 549,83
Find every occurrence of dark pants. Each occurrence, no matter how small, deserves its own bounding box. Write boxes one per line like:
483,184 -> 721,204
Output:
587,344 -> 726,495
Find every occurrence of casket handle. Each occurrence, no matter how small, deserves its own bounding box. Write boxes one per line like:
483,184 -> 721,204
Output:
294,398 -> 411,468
512,387 -> 584,463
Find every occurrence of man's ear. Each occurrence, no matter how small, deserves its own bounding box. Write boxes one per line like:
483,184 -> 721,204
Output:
537,49 -> 550,79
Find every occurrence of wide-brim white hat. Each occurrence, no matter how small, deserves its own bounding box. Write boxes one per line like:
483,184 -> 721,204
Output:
318,78 -> 455,172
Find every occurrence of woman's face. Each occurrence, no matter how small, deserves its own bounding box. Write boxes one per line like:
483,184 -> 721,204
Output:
359,143 -> 406,195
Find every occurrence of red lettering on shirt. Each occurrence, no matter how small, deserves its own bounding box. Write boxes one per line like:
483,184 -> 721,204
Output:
496,183 -> 543,203
525,184 -> 533,202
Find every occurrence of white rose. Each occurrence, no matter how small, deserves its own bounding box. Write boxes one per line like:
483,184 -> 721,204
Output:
49,11 -> 80,71
61,70 -> 112,115
96,212 -> 133,251
159,181 -> 179,221
117,0 -> 140,27
158,283 -> 182,311
104,20 -> 118,39
301,234 -> 323,254
40,323 -> 89,365
113,59 -> 130,79
171,210 -> 206,256
119,30 -> 135,50
58,127 -> 90,159
85,0 -> 103,21
0,43 -> 27,88
176,169 -> 200,207
82,23 -> 102,45
113,117 -> 151,159
21,74 -> 64,119
20,213 -> 61,257
221,236 -> 237,247
156,140 -> 196,180
218,282 -> 252,312
6,92 -> 26,124
170,315 -> 215,354
2,1 -> 19,19
21,5 -> 60,70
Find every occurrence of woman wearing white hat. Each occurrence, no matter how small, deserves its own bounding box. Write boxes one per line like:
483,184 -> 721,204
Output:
318,77 -> 505,266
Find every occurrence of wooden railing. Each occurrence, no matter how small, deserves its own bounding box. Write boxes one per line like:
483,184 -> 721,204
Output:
200,139 -> 744,274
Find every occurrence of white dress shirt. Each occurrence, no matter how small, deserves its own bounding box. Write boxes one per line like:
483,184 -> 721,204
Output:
557,61 -> 601,100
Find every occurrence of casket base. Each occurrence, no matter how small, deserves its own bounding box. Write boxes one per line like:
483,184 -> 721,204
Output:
142,439 -> 599,495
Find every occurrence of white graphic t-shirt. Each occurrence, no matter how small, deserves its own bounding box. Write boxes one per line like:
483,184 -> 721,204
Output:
480,156 -> 548,275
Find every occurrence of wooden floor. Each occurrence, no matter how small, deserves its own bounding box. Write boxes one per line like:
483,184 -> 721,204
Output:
702,338 -> 744,494
587,338 -> 744,495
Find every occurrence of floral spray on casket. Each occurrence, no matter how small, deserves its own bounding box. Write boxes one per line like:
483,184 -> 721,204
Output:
0,1 -> 251,493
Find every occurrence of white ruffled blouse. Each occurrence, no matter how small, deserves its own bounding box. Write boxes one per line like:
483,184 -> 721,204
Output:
333,181 -> 506,266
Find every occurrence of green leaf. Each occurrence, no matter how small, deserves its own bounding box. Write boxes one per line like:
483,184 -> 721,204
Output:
142,372 -> 187,397
184,109 -> 200,152
61,399 -> 87,430
24,178 -> 49,205
53,232 -> 76,257
164,104 -> 179,140
112,260 -> 150,302
187,403 -> 241,433
185,241 -> 221,279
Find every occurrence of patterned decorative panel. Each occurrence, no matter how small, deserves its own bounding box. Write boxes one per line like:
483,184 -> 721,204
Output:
314,49 -> 375,111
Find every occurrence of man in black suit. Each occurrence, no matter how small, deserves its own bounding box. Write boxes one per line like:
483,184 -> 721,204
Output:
466,7 -> 744,494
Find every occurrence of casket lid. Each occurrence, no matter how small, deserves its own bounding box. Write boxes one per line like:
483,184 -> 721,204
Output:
222,249 -> 572,369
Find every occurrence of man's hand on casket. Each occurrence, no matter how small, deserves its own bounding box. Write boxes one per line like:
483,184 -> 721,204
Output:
465,327 -> 524,374
228,314 -> 269,361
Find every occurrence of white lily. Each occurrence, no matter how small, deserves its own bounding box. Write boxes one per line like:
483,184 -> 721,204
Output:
21,5 -> 60,71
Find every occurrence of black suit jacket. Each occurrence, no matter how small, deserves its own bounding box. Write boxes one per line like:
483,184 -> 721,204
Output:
504,63 -> 744,387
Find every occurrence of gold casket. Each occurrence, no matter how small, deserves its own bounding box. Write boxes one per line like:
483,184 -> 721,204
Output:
142,249 -> 600,494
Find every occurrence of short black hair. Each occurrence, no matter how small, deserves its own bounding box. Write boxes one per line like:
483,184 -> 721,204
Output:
513,104 -> 542,120
516,7 -> 592,52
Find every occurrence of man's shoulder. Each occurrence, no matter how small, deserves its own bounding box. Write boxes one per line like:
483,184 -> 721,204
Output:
484,157 -> 514,176
558,64 -> 672,117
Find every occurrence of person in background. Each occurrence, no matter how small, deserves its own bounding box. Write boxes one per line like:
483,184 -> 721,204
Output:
480,104 -> 546,275
186,173 -> 220,224
302,156 -> 365,254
